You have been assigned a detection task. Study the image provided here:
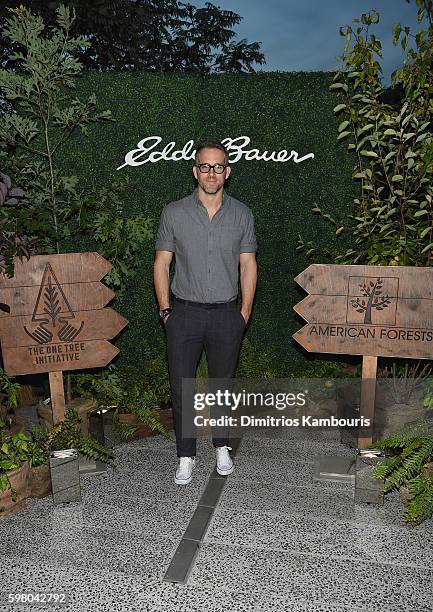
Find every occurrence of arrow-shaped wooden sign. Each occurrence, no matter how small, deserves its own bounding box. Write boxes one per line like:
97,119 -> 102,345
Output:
293,263 -> 433,447
0,282 -> 115,317
0,308 -> 127,348
293,264 -> 433,359
0,252 -> 112,288
2,340 -> 120,376
294,263 -> 433,299
294,294 -> 433,329
0,253 -> 128,423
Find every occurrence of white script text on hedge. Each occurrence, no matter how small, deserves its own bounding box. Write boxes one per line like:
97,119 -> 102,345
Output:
117,136 -> 315,170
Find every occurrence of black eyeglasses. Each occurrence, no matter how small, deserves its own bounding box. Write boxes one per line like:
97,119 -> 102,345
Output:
195,163 -> 228,174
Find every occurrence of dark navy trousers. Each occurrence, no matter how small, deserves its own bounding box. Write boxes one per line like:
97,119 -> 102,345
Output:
165,297 -> 246,457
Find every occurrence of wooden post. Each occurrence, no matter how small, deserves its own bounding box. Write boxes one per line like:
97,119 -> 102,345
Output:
357,355 -> 377,449
49,371 -> 66,423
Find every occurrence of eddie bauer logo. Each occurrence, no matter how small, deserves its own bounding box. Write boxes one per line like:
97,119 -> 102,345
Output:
116,136 -> 315,170
24,263 -> 84,345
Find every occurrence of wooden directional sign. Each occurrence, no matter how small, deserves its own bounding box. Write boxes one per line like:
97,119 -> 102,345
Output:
293,264 -> 433,447
0,283 -> 115,318
0,308 -> 126,348
0,252 -> 112,287
3,340 -> 120,376
0,253 -> 128,422
293,264 -> 433,359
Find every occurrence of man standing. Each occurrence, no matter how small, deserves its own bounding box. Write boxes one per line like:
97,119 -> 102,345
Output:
153,140 -> 257,484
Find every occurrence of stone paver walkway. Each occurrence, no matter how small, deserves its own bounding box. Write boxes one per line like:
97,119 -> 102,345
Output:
0,427 -> 432,611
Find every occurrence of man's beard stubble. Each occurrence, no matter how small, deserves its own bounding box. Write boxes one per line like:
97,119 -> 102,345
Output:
200,178 -> 224,195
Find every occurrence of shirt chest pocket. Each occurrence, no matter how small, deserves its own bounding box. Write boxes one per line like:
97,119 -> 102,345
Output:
219,226 -> 243,252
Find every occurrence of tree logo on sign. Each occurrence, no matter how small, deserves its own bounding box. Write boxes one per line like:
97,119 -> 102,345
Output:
24,263 -> 84,344
349,277 -> 393,324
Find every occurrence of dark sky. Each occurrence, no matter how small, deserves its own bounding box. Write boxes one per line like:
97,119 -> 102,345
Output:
199,0 -> 424,83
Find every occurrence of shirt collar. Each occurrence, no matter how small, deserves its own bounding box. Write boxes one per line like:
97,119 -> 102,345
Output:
193,188 -> 228,209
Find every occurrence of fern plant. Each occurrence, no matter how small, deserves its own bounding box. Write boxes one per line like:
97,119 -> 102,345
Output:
72,366 -> 124,407
71,354 -> 173,441
370,422 -> 433,526
32,408 -> 116,467
119,386 -> 173,441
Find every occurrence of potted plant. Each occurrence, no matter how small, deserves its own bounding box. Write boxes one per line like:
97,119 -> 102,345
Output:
115,386 -> 173,440
71,344 -> 174,442
0,408 -> 116,518
335,359 -> 430,446
0,418 -> 30,517
0,368 -> 21,423
32,409 -> 116,466
37,395 -> 98,436
374,360 -> 431,438
28,408 -> 115,498
27,434 -> 52,499
116,344 -> 173,440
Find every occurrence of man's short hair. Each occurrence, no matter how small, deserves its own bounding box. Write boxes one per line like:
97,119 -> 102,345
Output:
195,140 -> 229,165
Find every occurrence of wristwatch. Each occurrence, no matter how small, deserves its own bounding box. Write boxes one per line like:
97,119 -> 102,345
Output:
159,307 -> 172,320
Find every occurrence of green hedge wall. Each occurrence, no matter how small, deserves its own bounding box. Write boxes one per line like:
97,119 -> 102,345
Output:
61,71 -> 354,374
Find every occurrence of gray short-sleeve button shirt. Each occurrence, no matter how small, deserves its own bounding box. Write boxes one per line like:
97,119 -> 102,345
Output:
155,189 -> 257,303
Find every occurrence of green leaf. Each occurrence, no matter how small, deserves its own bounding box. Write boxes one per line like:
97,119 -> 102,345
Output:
356,124 -> 374,136
414,210 -> 428,217
420,227 -> 431,238
421,243 -> 433,254
385,207 -> 399,217
338,120 -> 350,132
333,104 -> 347,113
337,131 -> 351,140
392,175 -> 404,182
392,23 -> 401,45
384,129 -> 398,136
399,102 -> 409,118
360,150 -> 378,157
330,83 -> 348,92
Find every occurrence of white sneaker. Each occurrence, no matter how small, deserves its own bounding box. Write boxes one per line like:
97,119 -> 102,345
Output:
174,456 -> 196,485
216,446 -> 234,476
